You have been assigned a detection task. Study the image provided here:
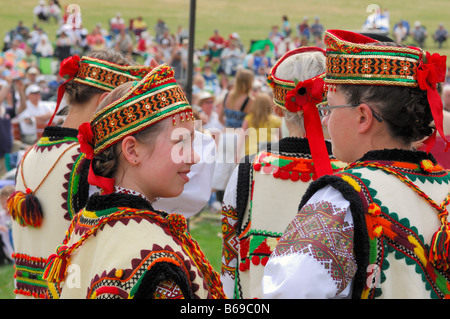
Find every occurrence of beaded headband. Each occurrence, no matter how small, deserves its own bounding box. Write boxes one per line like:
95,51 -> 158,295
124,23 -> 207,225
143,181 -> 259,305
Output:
49,55 -> 153,126
89,63 -> 193,156
266,47 -> 333,178
77,64 -> 193,194
324,29 -> 448,152
324,30 -> 424,87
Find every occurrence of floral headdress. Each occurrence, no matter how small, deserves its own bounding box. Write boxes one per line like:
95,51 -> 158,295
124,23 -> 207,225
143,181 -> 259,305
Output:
267,47 -> 333,177
77,64 -> 194,194
49,55 -> 153,126
323,29 -> 448,153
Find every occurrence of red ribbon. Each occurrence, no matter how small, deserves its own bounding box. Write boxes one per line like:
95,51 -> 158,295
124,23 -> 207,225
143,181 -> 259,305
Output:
77,122 -> 115,194
284,75 -> 333,177
417,52 -> 449,153
47,55 -> 81,126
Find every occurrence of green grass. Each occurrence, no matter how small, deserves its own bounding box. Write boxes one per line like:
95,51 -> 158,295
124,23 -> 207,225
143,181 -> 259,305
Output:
1,0 -> 450,57
0,263 -> 15,299
189,209 -> 223,272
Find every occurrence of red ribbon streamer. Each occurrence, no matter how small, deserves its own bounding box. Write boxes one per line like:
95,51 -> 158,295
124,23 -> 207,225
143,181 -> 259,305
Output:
47,55 -> 81,126
284,75 -> 333,177
417,52 -> 449,153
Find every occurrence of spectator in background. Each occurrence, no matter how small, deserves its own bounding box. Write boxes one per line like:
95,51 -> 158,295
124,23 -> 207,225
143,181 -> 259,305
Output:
0,79 -> 18,177
86,26 -> 106,51
433,23 -> 448,48
131,16 -> 147,38
114,28 -> 133,58
394,21 -> 409,44
24,46 -> 39,67
411,21 -> 428,47
35,34 -> 54,57
311,16 -> 324,45
268,25 -> 284,54
5,39 -> 26,61
33,0 -> 49,23
154,18 -> 169,43
55,31 -> 74,62
110,13 -> 126,36
47,0 -> 61,23
281,15 -> 292,38
209,29 -> 225,49
220,39 -> 243,77
298,17 -> 310,45
197,90 -> 224,133
23,66 -> 40,88
14,84 -> 53,145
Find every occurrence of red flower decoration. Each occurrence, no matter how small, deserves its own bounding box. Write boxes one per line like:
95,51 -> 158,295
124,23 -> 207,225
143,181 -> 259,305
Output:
59,55 -> 81,79
284,76 -> 325,113
417,52 -> 447,91
77,122 -> 95,159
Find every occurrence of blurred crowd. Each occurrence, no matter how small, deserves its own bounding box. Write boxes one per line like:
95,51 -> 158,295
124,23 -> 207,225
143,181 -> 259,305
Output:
1,1 -> 450,264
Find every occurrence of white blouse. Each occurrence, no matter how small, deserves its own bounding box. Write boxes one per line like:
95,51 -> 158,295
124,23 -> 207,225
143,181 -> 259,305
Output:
262,185 -> 356,299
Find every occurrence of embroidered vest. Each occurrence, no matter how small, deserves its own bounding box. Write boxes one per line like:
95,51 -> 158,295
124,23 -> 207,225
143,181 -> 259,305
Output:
317,157 -> 450,298
48,196 -> 225,299
11,128 -> 89,299
232,142 -> 345,299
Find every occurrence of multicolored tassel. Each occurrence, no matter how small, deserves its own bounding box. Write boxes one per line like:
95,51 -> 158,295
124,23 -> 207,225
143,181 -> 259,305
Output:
428,213 -> 450,270
7,189 -> 43,228
42,244 -> 70,283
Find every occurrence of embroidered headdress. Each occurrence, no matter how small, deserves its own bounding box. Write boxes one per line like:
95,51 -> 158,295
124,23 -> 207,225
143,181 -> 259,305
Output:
267,47 -> 333,177
323,29 -> 448,152
77,64 -> 194,194
49,55 -> 153,125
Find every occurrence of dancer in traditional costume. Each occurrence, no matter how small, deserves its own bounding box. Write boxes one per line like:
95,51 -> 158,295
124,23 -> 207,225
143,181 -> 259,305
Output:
8,50 -> 152,299
220,47 -> 345,298
43,64 -> 225,299
263,30 -> 450,299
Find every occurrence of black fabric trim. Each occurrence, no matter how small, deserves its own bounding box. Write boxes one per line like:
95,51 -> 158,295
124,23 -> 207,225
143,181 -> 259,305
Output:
359,148 -> 437,164
71,157 -> 90,215
235,154 -> 255,235
133,262 -> 194,299
267,137 -> 334,157
42,126 -> 79,140
298,174 -> 369,299
85,193 -> 160,214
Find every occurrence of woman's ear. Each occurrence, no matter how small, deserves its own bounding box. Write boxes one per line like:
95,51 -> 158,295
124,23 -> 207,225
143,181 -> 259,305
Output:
357,103 -> 376,134
121,136 -> 140,165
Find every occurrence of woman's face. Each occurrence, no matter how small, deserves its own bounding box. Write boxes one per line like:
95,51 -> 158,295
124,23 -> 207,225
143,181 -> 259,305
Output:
321,87 -> 360,163
135,114 -> 198,200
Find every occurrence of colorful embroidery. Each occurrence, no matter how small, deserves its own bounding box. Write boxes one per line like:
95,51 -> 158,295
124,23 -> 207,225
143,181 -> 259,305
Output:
89,246 -> 195,299
337,160 -> 450,299
221,204 -> 239,278
152,280 -> 185,299
324,30 -> 422,87
272,200 -> 356,294
238,231 -> 280,271
12,253 -> 48,299
253,151 -> 343,182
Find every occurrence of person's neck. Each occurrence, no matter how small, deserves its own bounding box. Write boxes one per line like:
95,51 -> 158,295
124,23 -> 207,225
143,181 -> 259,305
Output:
61,100 -> 99,129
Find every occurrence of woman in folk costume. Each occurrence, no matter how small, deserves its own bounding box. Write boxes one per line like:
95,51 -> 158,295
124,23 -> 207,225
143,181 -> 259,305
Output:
220,47 -> 345,299
263,30 -> 450,299
8,50 -> 153,299
43,64 -> 226,299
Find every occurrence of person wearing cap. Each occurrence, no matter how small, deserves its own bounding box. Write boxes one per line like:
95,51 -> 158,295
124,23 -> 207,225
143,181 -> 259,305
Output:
43,64 -> 225,299
263,30 -> 450,299
197,90 -> 224,133
9,50 -> 153,299
220,47 -> 345,299
14,83 -> 53,145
